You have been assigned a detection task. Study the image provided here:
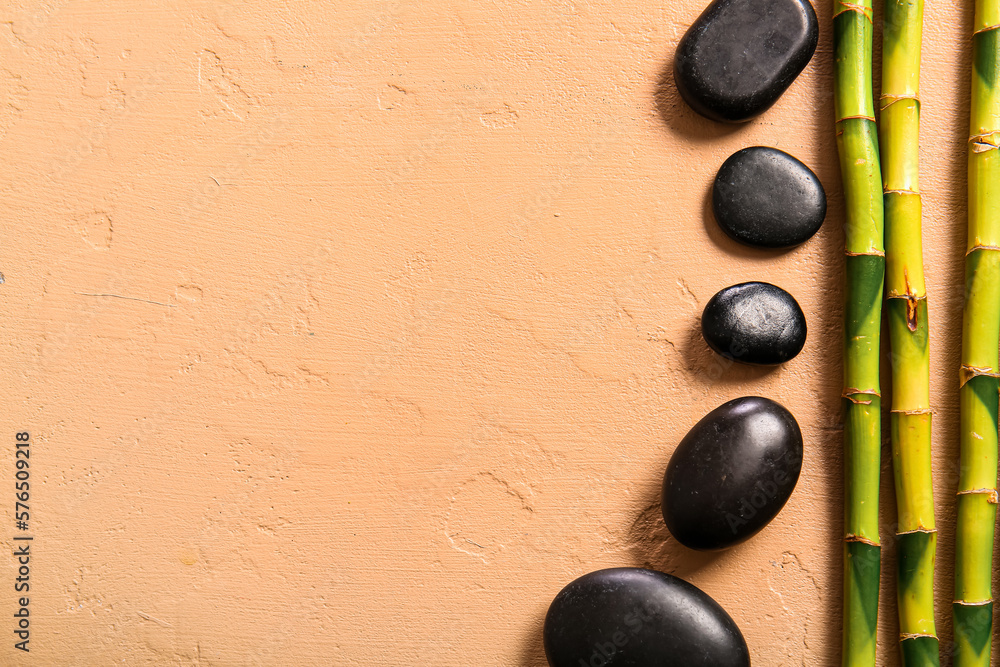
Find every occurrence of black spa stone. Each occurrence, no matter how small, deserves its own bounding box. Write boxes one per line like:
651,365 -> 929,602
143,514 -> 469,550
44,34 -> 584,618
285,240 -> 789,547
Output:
713,146 -> 827,248
661,396 -> 803,551
674,0 -> 819,122
702,282 -> 806,365
543,567 -> 751,667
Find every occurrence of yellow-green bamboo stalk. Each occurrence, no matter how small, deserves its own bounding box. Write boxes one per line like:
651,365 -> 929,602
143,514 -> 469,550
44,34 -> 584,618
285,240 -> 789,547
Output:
953,0 -> 1000,663
879,0 -> 938,663
835,0 -> 883,664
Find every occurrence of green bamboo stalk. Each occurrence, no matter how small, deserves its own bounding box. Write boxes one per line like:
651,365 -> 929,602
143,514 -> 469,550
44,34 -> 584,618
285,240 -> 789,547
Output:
953,0 -> 1000,663
835,0 -> 884,663
879,0 -> 938,663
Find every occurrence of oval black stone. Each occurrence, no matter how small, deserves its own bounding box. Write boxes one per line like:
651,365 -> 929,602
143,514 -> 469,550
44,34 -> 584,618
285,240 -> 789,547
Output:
543,567 -> 751,667
673,0 -> 819,122
713,147 -> 826,248
702,281 -> 806,365
662,396 -> 803,551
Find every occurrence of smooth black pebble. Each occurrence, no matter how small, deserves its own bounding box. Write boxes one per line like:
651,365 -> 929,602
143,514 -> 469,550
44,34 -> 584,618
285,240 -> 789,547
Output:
662,396 -> 803,551
713,147 -> 826,248
543,567 -> 750,667
702,282 -> 806,365
673,0 -> 819,122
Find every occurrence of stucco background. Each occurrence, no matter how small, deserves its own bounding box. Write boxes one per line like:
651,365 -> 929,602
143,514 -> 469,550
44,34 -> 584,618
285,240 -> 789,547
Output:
0,0 -> 983,664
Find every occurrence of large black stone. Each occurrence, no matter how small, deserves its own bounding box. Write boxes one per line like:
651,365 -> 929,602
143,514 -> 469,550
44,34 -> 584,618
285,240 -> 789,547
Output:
673,0 -> 819,122
702,281 -> 806,365
543,567 -> 751,667
662,396 -> 803,551
713,146 -> 827,248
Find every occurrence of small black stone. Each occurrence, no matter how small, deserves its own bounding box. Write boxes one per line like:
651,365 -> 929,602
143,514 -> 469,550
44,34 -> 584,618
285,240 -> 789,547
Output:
543,568 -> 751,667
673,0 -> 819,122
713,147 -> 826,248
662,397 -> 803,551
702,282 -> 806,365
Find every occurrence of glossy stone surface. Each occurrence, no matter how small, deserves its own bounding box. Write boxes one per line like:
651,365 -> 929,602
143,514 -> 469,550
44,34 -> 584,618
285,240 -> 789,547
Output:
662,397 -> 803,551
713,146 -> 827,248
702,282 -> 806,365
543,567 -> 751,667
674,0 -> 819,122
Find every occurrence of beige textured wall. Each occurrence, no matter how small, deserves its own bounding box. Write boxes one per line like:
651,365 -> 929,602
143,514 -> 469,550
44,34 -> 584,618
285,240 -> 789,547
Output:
0,0 -> 979,664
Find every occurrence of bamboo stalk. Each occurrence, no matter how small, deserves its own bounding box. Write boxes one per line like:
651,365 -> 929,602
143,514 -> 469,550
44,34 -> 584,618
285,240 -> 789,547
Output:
953,0 -> 1000,663
879,0 -> 938,662
835,0 -> 884,663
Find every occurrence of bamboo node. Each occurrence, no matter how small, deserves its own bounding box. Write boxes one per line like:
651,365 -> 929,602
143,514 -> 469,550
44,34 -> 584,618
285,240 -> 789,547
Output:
883,188 -> 920,196
844,250 -> 885,257
953,599 -> 994,606
844,533 -> 879,547
966,244 -> 1000,256
969,131 -> 1000,152
890,408 -> 932,415
900,632 -> 938,641
842,389 -> 880,403
896,527 -> 936,535
835,114 -> 877,123
973,22 -> 1000,34
959,364 -> 1000,386
956,487 -> 999,504
879,94 -> 919,111
833,1 -> 874,21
